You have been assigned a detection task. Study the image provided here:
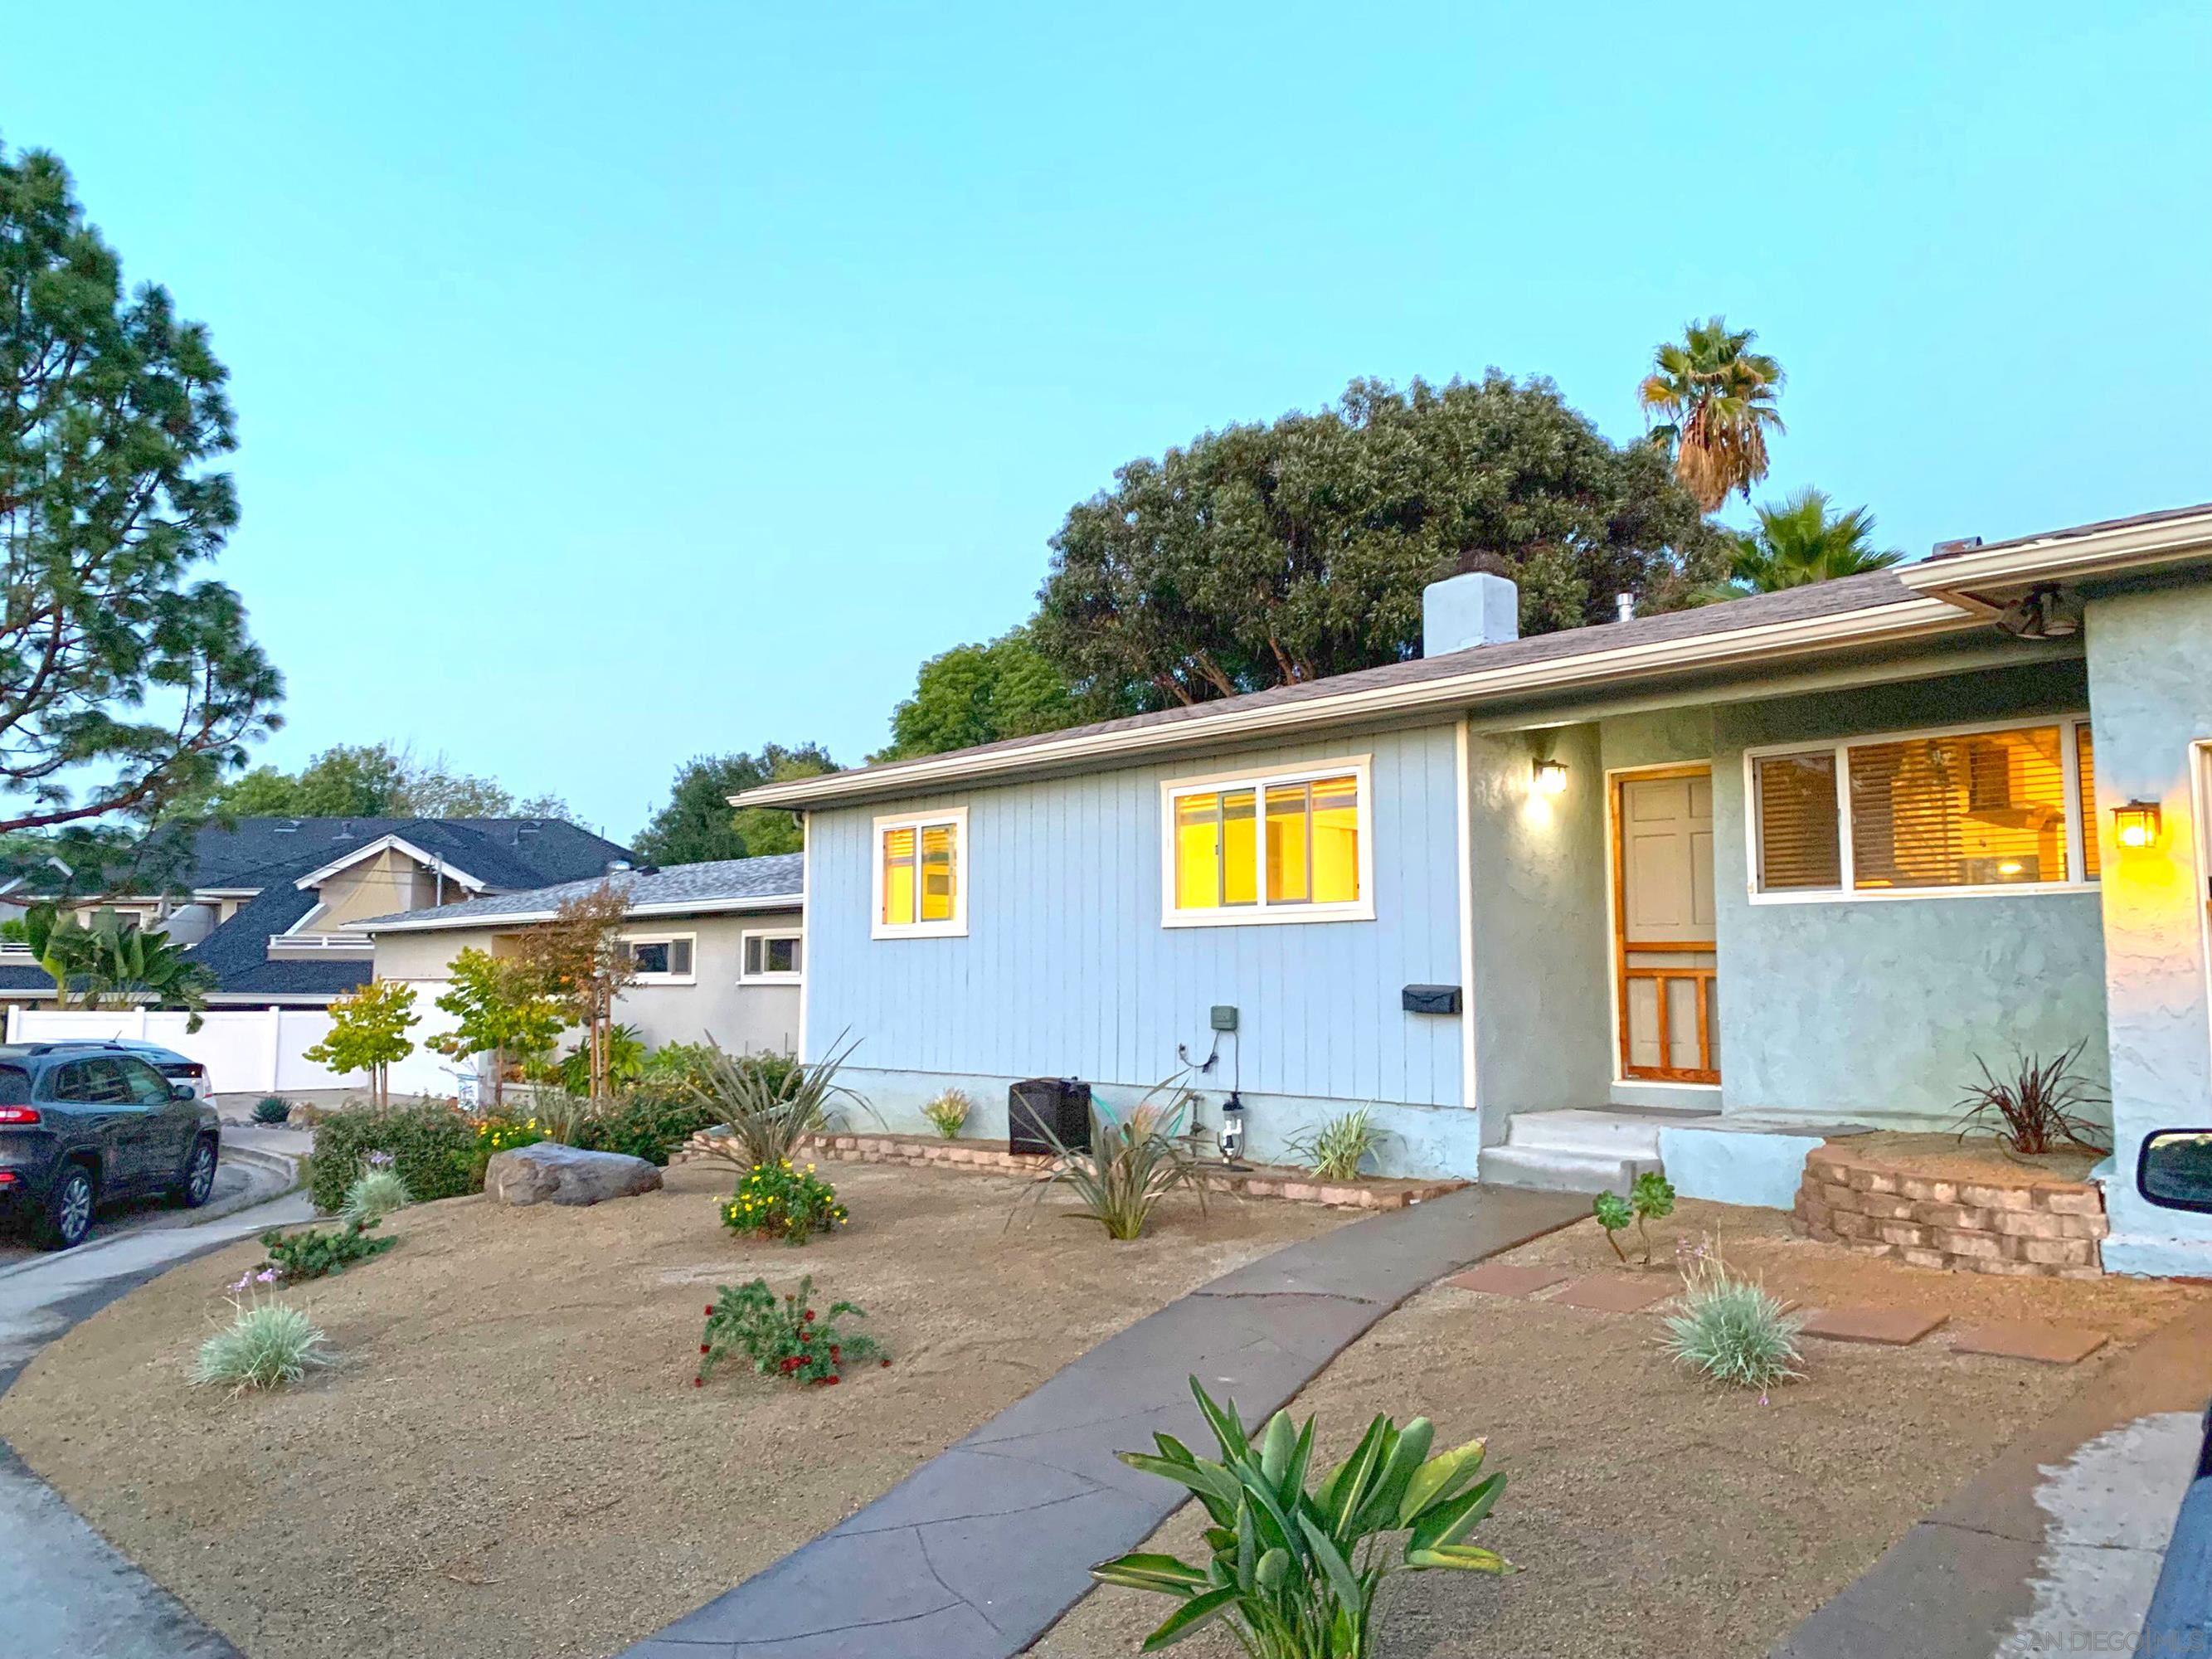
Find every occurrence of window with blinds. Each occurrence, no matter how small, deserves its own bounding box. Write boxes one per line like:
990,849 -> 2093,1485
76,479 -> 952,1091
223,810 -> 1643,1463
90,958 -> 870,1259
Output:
875,811 -> 965,935
1165,762 -> 1369,921
1750,718 -> 2097,897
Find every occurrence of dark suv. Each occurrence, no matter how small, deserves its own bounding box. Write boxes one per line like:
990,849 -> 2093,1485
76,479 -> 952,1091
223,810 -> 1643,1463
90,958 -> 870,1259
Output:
0,1043 -> 222,1249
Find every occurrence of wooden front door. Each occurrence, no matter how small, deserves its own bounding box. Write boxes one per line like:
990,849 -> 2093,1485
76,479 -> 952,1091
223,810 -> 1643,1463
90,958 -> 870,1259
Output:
1614,766 -> 1719,1082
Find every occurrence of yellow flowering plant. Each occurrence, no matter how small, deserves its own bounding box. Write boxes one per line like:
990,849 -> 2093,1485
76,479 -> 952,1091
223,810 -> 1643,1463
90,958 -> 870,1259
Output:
721,1160 -> 848,1246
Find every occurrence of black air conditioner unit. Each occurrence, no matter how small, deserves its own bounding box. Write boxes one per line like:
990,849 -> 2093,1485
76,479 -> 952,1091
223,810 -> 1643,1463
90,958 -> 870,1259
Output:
1008,1078 -> 1092,1155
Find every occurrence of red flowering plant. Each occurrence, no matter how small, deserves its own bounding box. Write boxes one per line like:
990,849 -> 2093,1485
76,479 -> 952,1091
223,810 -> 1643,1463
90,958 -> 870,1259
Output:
694,1275 -> 885,1389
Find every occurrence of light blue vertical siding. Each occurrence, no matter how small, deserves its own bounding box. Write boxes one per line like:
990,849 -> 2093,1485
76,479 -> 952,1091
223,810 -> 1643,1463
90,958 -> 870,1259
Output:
807,727 -> 1467,1112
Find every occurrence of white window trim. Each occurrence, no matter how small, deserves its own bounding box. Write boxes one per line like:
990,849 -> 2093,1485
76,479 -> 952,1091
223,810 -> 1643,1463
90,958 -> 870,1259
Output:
1743,712 -> 2099,905
870,806 -> 969,939
624,931 -> 698,984
1159,755 -> 1377,928
739,927 -> 805,985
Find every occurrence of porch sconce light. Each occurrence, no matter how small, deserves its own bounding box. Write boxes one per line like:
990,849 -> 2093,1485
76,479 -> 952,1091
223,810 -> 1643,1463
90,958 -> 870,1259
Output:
2115,800 -> 2164,849
1532,758 -> 1569,796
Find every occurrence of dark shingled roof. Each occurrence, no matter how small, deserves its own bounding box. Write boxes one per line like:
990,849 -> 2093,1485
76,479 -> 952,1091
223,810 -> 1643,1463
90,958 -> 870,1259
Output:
183,817 -> 631,893
359,854 -> 804,932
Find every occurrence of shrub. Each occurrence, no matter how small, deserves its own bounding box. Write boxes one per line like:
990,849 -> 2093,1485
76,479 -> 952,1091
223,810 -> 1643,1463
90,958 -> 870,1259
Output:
1286,1107 -> 1387,1181
640,1040 -> 722,1093
309,1099 -> 476,1211
721,1160 -> 848,1244
1014,1089 -> 1206,1242
692,1037 -> 865,1174
921,1087 -> 972,1141
251,1095 -> 293,1125
1953,1039 -> 2111,1155
574,1081 -> 722,1165
192,1294 -> 329,1394
696,1274 -> 883,1388
518,1085 -> 593,1145
1094,1377 -> 1512,1655
1662,1247 -> 1806,1394
339,1164 -> 411,1224
260,1218 -> 396,1282
557,1023 -> 646,1095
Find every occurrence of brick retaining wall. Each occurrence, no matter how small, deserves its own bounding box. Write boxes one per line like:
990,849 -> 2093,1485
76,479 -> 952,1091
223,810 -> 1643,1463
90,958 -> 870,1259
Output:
1791,1144 -> 2107,1278
673,1130 -> 1465,1211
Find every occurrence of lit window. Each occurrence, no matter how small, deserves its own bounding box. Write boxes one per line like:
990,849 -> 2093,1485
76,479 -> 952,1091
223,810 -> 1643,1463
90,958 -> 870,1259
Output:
628,936 -> 695,980
741,930 -> 803,982
873,809 -> 967,937
1164,761 -> 1370,924
1749,718 -> 2098,898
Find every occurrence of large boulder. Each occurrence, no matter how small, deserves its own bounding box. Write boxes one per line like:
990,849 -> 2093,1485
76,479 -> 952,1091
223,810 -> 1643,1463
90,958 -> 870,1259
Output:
485,1141 -> 664,1207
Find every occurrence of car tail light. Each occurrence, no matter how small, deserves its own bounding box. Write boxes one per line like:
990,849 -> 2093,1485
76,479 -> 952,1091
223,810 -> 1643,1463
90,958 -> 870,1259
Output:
162,1063 -> 207,1080
0,1107 -> 40,1126
0,1170 -> 17,1185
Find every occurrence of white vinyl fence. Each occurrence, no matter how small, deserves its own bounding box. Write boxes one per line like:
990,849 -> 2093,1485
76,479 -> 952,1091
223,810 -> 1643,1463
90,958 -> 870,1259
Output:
5,991 -> 464,1100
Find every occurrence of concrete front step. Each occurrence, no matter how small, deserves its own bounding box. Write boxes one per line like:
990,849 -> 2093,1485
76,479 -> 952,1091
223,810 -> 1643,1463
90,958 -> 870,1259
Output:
1500,1107 -> 1721,1159
1478,1144 -> 1660,1196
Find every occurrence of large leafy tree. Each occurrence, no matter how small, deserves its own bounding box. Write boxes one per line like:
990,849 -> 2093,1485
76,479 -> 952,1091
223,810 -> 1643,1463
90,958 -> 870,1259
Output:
203,742 -> 570,820
1637,316 -> 1787,511
873,625 -> 1077,761
1033,374 -> 1724,716
1,144 -> 281,883
1704,488 -> 1903,599
632,743 -> 836,864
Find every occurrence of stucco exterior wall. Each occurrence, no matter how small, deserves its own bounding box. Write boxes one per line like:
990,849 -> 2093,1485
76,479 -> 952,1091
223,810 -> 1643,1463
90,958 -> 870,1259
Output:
370,908 -> 804,1058
2083,584 -> 2212,1275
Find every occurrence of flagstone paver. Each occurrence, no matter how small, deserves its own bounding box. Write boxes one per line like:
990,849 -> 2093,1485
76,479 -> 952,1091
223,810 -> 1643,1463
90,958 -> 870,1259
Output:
1549,1273 -> 1676,1313
1952,1321 -> 2112,1365
1443,1262 -> 1569,1297
1797,1306 -> 1948,1346
615,1184 -> 1583,1659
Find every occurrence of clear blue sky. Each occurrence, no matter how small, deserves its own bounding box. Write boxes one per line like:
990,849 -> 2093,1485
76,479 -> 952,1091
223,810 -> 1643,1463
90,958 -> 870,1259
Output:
7,3 -> 2208,841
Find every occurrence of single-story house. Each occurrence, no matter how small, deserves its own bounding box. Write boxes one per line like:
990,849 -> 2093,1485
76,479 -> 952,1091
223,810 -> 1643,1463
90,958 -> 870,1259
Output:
357,854 -> 805,1058
737,500 -> 2212,1278
0,816 -> 634,1008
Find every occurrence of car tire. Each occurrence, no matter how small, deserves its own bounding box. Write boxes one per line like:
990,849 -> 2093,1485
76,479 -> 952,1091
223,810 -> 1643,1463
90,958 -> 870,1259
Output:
173,1136 -> 218,1209
41,1163 -> 97,1250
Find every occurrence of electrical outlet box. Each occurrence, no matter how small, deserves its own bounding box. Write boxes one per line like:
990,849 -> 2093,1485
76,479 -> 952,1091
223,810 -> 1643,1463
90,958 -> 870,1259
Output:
1209,1005 -> 1239,1033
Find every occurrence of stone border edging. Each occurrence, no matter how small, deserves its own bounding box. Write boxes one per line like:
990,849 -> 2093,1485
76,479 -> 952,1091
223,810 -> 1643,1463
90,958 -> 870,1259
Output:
1791,1145 -> 2107,1278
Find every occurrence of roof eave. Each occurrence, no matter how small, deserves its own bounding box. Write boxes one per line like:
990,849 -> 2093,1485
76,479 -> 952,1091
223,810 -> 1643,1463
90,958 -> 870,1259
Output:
735,594 -> 1980,810
1901,507 -> 2212,607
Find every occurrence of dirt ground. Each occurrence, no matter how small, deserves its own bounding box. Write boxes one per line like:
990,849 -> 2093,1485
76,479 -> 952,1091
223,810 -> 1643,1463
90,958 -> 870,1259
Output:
0,1161 -> 1346,1659
1033,1199 -> 2210,1659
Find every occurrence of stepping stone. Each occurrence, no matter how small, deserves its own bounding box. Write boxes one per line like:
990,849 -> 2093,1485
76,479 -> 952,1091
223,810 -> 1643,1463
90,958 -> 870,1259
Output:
1798,1306 -> 1947,1346
1951,1321 -> 2110,1365
1549,1275 -> 1674,1313
1443,1263 -> 1569,1297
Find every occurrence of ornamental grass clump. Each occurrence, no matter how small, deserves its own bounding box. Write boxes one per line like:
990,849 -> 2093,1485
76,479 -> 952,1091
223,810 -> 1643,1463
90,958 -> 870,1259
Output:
1286,1107 -> 1387,1182
1014,1088 -> 1207,1242
1952,1039 -> 2111,1155
721,1160 -> 848,1244
921,1087 -> 973,1140
1093,1377 -> 1513,1657
338,1161 -> 411,1224
694,1275 -> 884,1389
1661,1245 -> 1805,1396
192,1276 -> 329,1394
251,1094 -> 292,1125
693,1034 -> 867,1172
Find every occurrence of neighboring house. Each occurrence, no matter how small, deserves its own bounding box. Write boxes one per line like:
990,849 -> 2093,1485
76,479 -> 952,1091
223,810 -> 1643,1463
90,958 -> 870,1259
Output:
357,854 -> 805,1058
740,500 -> 2212,1278
0,817 -> 634,1008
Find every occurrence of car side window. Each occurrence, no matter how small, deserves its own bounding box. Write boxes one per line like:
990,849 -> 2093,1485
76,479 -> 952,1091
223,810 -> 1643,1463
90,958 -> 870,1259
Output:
45,1060 -> 87,1102
77,1058 -> 133,1106
120,1059 -> 173,1107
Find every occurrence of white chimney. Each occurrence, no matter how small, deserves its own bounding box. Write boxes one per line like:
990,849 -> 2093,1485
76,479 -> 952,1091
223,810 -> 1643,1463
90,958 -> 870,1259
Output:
1422,571 -> 1519,658
1616,592 -> 1636,623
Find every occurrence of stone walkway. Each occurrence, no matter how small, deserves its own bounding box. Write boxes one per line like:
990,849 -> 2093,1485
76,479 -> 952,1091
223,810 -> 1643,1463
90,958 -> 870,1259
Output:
620,1183 -> 1583,1659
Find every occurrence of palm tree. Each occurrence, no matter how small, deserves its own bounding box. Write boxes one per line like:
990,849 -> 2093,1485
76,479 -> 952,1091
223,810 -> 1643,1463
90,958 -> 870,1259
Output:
1639,317 -> 1786,511
1704,488 -> 1903,599
80,919 -> 215,1029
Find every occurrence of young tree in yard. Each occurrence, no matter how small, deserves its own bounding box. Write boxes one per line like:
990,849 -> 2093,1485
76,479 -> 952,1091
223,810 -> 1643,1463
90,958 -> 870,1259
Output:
1638,316 -> 1787,512
0,144 -> 282,873
431,946 -> 570,1109
871,626 -> 1077,761
632,744 -> 836,864
1033,374 -> 1724,717
303,979 -> 420,1109
511,884 -> 636,1101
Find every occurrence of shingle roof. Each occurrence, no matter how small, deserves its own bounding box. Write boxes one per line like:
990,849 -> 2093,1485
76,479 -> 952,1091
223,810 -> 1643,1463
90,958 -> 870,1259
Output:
357,853 -> 805,932
184,817 -> 631,893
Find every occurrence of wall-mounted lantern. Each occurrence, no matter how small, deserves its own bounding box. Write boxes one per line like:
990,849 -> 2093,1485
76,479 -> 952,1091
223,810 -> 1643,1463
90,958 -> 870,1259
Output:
1531,758 -> 1569,796
2115,800 -> 2164,849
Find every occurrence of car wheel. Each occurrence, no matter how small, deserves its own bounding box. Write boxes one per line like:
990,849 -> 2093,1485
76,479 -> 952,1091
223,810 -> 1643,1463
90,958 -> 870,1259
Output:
42,1164 -> 96,1250
174,1137 -> 217,1209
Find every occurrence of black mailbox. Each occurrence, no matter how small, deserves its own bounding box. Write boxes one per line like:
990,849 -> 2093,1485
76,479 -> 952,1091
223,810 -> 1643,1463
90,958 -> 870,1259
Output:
1402,984 -> 1462,1015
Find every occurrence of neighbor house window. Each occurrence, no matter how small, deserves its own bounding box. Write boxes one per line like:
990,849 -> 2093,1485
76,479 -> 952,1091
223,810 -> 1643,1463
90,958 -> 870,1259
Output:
740,928 -> 804,982
1162,759 -> 1372,925
627,935 -> 696,980
1748,717 -> 2098,898
873,808 -> 967,937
